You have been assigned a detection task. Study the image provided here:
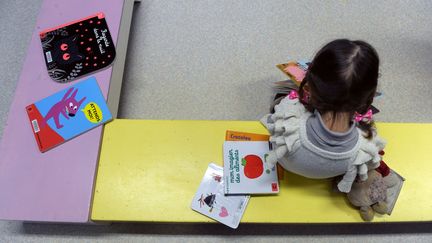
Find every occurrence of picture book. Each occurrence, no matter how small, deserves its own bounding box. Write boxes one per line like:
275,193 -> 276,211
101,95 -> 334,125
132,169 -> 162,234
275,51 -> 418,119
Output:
191,163 -> 250,229
386,169 -> 405,214
225,130 -> 284,180
225,130 -> 270,141
273,79 -> 298,92
40,13 -> 116,83
276,61 -> 309,86
223,141 -> 279,194
26,77 -> 112,152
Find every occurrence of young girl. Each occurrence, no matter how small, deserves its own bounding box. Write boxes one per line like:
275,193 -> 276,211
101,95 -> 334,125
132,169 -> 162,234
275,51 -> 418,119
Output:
261,39 -> 391,193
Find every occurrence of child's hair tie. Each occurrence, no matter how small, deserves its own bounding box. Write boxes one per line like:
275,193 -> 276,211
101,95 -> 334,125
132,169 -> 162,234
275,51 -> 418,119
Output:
354,109 -> 373,123
287,90 -> 299,100
287,90 -> 310,103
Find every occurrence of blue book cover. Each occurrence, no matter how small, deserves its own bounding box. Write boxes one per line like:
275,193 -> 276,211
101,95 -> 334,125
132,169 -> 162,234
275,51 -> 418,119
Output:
26,77 -> 112,152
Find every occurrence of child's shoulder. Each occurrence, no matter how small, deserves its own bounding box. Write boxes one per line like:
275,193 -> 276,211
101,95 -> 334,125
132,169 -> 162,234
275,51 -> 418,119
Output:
260,92 -> 310,141
273,91 -> 308,116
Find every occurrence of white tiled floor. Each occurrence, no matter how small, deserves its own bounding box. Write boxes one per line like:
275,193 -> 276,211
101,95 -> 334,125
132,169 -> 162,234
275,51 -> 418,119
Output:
1,0 -> 432,241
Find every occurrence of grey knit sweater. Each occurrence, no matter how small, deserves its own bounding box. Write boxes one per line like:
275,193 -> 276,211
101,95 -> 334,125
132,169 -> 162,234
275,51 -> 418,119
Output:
260,95 -> 385,193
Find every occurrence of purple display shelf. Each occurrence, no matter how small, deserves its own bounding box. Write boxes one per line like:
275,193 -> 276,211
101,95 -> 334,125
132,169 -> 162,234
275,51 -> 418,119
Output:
0,0 -> 125,222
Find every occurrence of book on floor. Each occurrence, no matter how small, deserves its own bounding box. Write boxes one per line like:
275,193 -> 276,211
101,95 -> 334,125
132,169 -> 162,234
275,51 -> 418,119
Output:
191,163 -> 250,229
223,141 -> 279,195
26,76 -> 112,152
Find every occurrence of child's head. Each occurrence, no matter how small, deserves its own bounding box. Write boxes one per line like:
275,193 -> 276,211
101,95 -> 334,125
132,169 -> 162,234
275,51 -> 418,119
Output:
300,39 -> 379,116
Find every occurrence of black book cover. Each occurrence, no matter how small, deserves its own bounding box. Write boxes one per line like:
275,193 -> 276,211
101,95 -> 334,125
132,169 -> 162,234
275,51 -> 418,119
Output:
40,13 -> 116,83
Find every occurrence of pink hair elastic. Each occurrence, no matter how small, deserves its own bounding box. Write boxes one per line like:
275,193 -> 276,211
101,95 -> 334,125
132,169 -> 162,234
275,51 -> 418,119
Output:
354,109 -> 373,123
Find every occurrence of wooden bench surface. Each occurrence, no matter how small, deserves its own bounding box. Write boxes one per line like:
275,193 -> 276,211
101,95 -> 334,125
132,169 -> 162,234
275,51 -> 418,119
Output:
0,0 -> 126,223
91,120 -> 432,223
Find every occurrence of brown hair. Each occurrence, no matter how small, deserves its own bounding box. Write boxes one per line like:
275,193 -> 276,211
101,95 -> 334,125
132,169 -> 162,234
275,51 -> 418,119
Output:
299,39 -> 379,138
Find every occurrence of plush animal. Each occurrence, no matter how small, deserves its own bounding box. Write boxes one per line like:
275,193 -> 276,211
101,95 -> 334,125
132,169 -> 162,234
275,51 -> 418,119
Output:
43,87 -> 86,129
347,170 -> 388,221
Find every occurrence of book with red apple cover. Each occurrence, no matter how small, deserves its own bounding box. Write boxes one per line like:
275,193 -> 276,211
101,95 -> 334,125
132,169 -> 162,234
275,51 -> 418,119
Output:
225,130 -> 284,180
223,141 -> 279,195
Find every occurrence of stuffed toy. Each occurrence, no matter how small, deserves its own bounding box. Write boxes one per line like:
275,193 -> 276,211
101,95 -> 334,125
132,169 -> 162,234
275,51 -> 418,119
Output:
346,169 -> 388,221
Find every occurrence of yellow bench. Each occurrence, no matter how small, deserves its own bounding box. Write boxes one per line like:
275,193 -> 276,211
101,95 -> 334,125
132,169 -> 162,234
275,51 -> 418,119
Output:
91,120 -> 432,223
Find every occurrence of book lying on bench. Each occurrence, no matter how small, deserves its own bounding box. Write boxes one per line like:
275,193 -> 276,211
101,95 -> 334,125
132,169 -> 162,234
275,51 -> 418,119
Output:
191,163 -> 250,229
40,13 -> 116,83
225,130 -> 270,142
386,169 -> 405,214
26,77 -> 112,152
226,130 -> 285,180
223,141 -> 279,195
